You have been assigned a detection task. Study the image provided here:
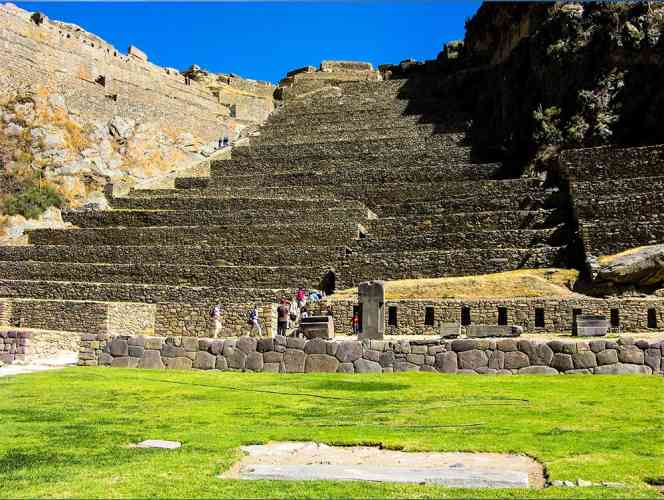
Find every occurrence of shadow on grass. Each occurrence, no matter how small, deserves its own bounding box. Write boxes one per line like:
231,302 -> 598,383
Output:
306,379 -> 411,393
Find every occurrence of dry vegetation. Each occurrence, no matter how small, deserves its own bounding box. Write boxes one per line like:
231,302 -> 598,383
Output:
597,246 -> 651,266
331,268 -> 579,301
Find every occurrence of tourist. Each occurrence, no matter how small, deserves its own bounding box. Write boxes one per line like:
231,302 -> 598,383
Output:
325,304 -> 334,317
288,298 -> 299,327
352,313 -> 360,335
296,287 -> 306,309
277,299 -> 289,337
321,269 -> 336,296
248,305 -> 262,337
210,303 -> 223,338
300,306 -> 309,320
223,135 -> 230,147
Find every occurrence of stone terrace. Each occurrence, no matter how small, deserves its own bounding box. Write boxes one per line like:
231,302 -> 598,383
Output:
561,145 -> 664,258
0,76 -> 567,337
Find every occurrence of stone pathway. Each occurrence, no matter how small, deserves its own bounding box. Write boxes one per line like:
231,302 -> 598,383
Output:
220,442 -> 544,489
0,351 -> 77,378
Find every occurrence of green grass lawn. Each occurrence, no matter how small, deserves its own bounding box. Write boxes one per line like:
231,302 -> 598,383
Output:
0,368 -> 663,498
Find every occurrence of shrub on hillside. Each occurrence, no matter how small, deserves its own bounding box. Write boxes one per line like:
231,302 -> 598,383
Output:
3,182 -> 64,220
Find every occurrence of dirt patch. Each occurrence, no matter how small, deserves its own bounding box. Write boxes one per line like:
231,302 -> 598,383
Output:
221,442 -> 545,489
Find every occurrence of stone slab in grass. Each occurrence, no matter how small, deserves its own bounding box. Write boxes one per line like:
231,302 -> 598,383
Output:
221,442 -> 543,489
136,440 -> 181,449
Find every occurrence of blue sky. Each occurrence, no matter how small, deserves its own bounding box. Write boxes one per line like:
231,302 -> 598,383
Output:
17,2 -> 481,83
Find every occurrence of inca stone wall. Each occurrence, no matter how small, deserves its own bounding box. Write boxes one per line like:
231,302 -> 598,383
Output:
80,334 -> 663,375
320,297 -> 664,335
0,4 -> 274,142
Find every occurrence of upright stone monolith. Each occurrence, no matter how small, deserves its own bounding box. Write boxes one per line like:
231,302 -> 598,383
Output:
358,280 -> 385,340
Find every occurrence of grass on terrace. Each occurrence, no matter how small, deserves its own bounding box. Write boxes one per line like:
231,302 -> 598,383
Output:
332,268 -> 579,301
1,368 -> 662,499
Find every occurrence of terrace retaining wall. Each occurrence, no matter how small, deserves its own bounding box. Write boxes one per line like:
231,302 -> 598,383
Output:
79,334 -> 663,375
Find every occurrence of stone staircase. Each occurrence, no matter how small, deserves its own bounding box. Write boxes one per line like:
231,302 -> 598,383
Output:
0,78 -> 567,336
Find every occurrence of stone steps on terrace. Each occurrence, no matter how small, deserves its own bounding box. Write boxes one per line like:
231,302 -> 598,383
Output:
141,178 -> 543,208
340,246 -> 567,282
354,227 -> 563,253
209,153 -> 488,177
572,175 -> 664,198
574,192 -> 664,221
27,222 -> 361,247
266,107 -> 468,129
561,144 -> 664,181
0,279 -> 293,304
231,134 -> 468,161
258,114 -> 428,136
62,207 -> 371,228
109,195 -> 357,211
250,124 -> 437,147
179,163 -> 503,190
377,191 -> 553,217
365,209 -> 560,238
0,245 -> 347,266
0,262 -> 326,289
580,220 -> 664,256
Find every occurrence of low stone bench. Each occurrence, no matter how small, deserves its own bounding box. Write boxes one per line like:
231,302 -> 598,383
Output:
573,315 -> 609,337
300,316 -> 335,339
467,325 -> 523,338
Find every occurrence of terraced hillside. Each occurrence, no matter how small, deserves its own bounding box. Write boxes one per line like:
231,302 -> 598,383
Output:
0,78 -> 568,336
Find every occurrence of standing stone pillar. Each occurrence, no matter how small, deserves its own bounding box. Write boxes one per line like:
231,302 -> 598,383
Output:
358,280 -> 385,340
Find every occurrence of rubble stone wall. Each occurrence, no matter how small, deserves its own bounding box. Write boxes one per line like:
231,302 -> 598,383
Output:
80,334 -> 663,376
8,298 -> 108,333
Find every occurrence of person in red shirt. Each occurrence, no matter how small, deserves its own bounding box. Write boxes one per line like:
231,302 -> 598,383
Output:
352,314 -> 360,335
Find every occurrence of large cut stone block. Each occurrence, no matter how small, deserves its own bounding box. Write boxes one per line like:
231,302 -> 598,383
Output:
138,350 -> 164,370
193,351 -> 216,370
466,325 -> 522,338
284,349 -> 306,373
458,350 -> 488,370
358,280 -> 385,340
305,354 -> 339,373
335,341 -> 363,363
354,358 -> 382,373
300,316 -> 335,339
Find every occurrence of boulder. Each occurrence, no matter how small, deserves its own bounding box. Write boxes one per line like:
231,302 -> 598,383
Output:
595,244 -> 664,287
165,357 -> 192,370
263,351 -> 284,363
594,363 -> 652,375
224,348 -> 246,370
335,341 -> 363,363
284,349 -> 306,373
618,347 -> 645,364
503,351 -> 530,370
304,338 -> 327,354
111,356 -> 138,368
457,350 -> 488,370
518,366 -> 558,375
193,351 -> 216,370
337,363 -> 355,373
237,336 -> 258,354
551,353 -> 574,372
597,349 -> 618,365
305,354 -> 339,373
109,338 -> 128,357
573,351 -> 597,369
246,352 -> 264,372
435,352 -> 458,373
354,358 -> 382,373
215,356 -> 228,371
519,341 -> 553,365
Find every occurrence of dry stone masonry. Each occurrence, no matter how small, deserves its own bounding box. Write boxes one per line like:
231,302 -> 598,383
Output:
81,334 -> 663,375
